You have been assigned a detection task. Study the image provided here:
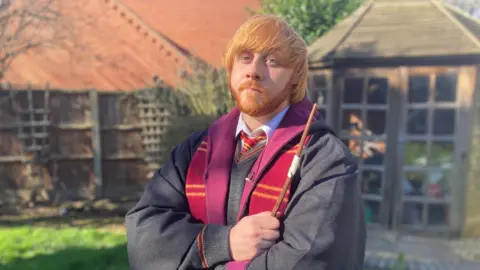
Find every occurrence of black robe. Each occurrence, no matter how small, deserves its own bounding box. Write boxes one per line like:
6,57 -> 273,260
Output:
125,99 -> 366,270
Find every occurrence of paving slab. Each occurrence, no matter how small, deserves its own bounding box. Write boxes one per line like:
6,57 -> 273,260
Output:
365,228 -> 480,270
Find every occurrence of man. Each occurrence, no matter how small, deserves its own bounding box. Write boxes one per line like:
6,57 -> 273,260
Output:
126,14 -> 366,270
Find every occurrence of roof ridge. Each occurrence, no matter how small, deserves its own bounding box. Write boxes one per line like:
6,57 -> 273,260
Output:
104,0 -> 186,65
430,0 -> 480,50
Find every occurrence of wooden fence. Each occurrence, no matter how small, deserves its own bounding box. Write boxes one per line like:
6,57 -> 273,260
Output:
0,87 -> 170,205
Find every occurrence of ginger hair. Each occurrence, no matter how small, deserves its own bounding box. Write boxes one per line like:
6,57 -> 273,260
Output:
222,14 -> 308,103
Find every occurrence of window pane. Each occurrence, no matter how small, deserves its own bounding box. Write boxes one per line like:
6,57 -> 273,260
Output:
363,140 -> 385,165
404,171 -> 426,196
313,74 -> 328,104
344,78 -> 363,104
342,138 -> 363,158
366,110 -> 386,135
367,78 -> 388,104
408,76 -> 429,103
428,169 -> 451,199
429,141 -> 454,166
317,90 -> 327,105
427,204 -> 448,226
404,141 -> 427,166
318,108 -> 327,120
342,109 -> 362,134
435,73 -> 457,102
407,109 -> 428,134
402,202 -> 423,226
314,74 -> 327,89
362,170 -> 383,195
364,199 -> 381,224
433,109 -> 455,135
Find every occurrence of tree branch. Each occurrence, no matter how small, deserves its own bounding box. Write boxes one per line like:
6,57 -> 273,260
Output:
0,0 -> 67,79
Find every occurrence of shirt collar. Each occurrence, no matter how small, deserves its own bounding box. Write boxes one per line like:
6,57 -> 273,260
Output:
235,105 -> 290,143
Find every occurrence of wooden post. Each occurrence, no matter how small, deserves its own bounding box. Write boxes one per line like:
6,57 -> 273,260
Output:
90,89 -> 103,198
389,66 -> 408,231
463,65 -> 480,237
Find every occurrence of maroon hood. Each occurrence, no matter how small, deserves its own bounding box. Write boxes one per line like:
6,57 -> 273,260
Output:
203,97 -> 320,225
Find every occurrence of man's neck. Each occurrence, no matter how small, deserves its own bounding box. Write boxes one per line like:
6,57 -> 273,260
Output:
242,102 -> 289,132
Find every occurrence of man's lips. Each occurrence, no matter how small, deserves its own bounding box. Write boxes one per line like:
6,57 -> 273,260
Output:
243,87 -> 261,93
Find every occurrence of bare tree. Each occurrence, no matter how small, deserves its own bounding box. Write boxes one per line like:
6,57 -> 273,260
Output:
0,0 -> 68,80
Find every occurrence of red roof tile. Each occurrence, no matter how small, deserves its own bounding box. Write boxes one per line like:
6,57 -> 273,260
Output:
2,0 -> 260,91
121,0 -> 260,67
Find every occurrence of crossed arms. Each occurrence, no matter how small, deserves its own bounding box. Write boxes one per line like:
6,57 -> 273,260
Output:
125,131 -> 366,270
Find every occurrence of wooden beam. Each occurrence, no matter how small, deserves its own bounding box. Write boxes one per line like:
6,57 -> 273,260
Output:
90,90 -> 103,198
463,65 -> 480,237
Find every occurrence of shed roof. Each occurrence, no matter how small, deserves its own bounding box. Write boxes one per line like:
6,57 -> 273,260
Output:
308,0 -> 480,67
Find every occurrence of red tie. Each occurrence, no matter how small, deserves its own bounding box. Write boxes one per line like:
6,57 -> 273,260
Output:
239,130 -> 267,155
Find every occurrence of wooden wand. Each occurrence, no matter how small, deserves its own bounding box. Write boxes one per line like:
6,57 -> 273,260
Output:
271,103 -> 317,216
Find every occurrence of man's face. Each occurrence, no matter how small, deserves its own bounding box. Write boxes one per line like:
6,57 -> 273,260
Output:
229,50 -> 294,117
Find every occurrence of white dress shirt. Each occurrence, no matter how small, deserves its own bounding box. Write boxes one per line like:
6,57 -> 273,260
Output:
235,105 -> 290,145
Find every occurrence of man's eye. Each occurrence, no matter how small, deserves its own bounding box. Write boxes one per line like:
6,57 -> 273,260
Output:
267,58 -> 279,66
240,53 -> 251,61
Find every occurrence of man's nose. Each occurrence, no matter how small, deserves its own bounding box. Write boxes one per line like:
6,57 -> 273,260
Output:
245,59 -> 264,81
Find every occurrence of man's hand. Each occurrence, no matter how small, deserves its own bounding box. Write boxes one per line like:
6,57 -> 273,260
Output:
229,211 -> 281,261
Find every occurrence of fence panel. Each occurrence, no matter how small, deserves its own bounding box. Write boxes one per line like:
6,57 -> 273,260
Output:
0,87 -> 171,206
48,91 -> 94,200
98,92 -> 149,199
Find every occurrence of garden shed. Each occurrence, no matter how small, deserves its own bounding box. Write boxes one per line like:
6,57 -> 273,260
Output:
307,0 -> 480,237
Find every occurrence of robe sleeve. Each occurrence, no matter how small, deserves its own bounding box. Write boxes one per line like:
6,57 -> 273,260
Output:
125,131 -> 233,270
244,132 -> 367,270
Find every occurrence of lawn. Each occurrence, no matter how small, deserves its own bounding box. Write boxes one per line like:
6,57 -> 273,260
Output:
0,225 -> 129,270
0,204 -> 402,270
0,225 -> 405,270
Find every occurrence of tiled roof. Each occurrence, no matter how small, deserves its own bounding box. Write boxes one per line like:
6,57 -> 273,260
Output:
120,0 -> 261,67
1,0 -> 260,91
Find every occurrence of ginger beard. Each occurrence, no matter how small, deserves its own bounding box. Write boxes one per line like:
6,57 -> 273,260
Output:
230,79 -> 292,117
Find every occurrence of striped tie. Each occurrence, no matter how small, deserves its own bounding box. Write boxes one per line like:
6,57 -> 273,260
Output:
240,130 -> 266,154
235,130 -> 267,163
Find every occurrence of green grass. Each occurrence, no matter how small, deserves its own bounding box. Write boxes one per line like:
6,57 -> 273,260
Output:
0,226 -> 128,270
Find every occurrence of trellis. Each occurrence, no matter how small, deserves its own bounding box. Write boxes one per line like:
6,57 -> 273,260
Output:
0,86 -> 172,205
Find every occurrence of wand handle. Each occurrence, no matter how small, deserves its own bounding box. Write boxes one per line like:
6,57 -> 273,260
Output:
271,103 -> 317,216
